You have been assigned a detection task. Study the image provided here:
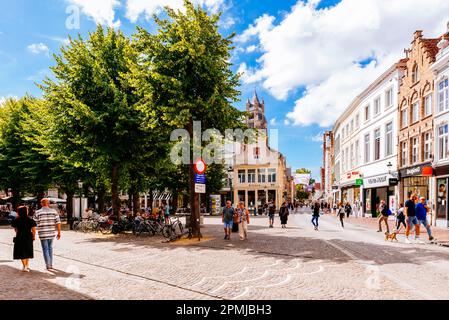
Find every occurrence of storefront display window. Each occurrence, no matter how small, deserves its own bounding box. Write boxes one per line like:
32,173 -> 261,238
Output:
437,178 -> 447,220
403,177 -> 429,201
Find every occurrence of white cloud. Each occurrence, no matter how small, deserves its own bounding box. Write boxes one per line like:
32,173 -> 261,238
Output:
309,132 -> 324,143
238,0 -> 449,127
269,118 -> 277,126
125,0 -> 226,23
220,16 -> 236,29
245,44 -> 258,53
284,119 -> 290,126
237,63 -> 264,84
67,0 -> 121,27
0,95 -> 17,106
27,43 -> 50,55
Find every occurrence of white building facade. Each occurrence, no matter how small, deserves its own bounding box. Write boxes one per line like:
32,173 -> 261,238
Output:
431,34 -> 449,227
333,62 -> 406,215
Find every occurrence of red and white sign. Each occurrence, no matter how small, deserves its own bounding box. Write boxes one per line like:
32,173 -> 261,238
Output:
194,158 -> 207,174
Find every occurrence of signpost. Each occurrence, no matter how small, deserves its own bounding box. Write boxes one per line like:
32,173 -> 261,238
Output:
193,159 -> 207,240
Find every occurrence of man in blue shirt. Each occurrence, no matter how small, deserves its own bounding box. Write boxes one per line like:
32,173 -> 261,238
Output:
416,197 -> 434,242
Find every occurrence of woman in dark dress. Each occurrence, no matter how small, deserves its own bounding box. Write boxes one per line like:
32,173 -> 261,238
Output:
11,206 -> 36,272
279,202 -> 289,228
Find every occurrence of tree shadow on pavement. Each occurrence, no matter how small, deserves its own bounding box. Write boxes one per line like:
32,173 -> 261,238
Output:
0,265 -> 91,300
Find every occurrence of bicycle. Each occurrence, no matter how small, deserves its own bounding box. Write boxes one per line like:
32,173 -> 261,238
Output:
162,217 -> 185,240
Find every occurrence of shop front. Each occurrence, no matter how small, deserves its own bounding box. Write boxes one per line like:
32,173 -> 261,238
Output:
339,171 -> 362,206
399,162 -> 433,204
363,173 -> 398,216
433,164 -> 449,228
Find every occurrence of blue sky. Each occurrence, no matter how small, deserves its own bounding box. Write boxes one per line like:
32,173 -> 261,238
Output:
1,0 -> 448,180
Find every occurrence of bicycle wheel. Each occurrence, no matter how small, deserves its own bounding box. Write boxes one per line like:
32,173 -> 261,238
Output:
100,223 -> 112,234
162,225 -> 172,239
73,221 -> 80,231
173,221 -> 184,237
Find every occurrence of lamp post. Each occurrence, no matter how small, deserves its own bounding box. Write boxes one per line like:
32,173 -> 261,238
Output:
78,180 -> 83,220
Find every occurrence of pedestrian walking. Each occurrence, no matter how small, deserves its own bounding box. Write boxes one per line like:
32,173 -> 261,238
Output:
11,206 -> 37,272
416,197 -> 435,242
164,202 -> 170,225
268,201 -> 276,228
344,202 -> 352,218
237,201 -> 250,240
279,202 -> 289,228
312,202 -> 320,230
337,202 -> 345,228
404,194 -> 421,244
377,200 -> 390,233
33,198 -> 61,271
396,204 -> 406,232
222,200 -> 234,240
232,205 -> 240,233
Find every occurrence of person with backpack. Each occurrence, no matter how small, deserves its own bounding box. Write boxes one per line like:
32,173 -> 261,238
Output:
377,200 -> 390,233
396,203 -> 406,232
337,202 -> 345,228
312,202 -> 320,230
279,202 -> 289,229
344,202 -> 352,218
221,200 -> 235,240
267,201 -> 276,228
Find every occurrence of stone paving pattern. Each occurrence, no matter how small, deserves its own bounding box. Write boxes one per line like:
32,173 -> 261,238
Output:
1,209 -> 449,300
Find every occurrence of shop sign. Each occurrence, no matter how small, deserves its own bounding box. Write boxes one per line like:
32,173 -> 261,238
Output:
355,179 -> 363,186
364,175 -> 390,188
332,186 -> 339,190
389,178 -> 399,186
399,163 -> 433,178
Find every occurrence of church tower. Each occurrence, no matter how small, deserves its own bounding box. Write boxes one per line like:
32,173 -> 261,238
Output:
246,90 -> 267,130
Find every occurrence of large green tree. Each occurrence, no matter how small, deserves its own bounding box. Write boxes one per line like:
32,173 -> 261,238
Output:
41,25 -> 149,218
130,0 -> 244,234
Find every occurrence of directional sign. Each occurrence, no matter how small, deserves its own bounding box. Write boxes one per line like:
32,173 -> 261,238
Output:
194,158 -> 207,174
195,174 -> 206,184
195,183 -> 206,194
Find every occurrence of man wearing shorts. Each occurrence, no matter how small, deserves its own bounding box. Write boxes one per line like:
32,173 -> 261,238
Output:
267,201 -> 276,228
404,194 -> 420,244
222,200 -> 234,240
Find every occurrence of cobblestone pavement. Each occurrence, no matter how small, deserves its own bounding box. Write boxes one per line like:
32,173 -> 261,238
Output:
1,210 -> 449,300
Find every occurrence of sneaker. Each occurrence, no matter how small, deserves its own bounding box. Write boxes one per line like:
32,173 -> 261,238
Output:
24,267 -> 30,272
224,235 -> 227,240
405,238 -> 412,244
415,238 -> 425,244
377,230 -> 382,232
429,236 -> 435,242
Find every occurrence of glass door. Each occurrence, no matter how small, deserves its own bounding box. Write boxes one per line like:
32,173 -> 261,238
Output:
436,178 -> 447,220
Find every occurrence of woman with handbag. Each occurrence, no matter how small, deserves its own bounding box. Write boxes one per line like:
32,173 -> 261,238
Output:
11,206 -> 36,272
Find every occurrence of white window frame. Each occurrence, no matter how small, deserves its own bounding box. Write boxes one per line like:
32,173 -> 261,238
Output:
438,124 -> 449,160
374,96 -> 381,116
364,133 -> 370,164
385,122 -> 393,156
424,132 -> 432,161
401,142 -> 408,167
412,137 -> 419,164
438,79 -> 449,113
412,101 -> 419,123
385,88 -> 393,109
374,128 -> 381,161
402,108 -> 408,128
364,105 -> 370,122
424,94 -> 432,117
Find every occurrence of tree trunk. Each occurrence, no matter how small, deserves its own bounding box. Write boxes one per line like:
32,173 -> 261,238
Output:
97,184 -> 105,213
149,190 -> 154,210
66,190 -> 74,229
11,188 -> 20,211
172,190 -> 179,213
188,120 -> 199,236
132,190 -> 140,216
111,164 -> 120,219
36,189 -> 45,209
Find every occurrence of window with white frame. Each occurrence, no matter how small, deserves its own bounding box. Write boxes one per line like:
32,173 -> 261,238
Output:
439,124 -> 449,160
402,108 -> 408,128
374,128 -> 381,160
412,137 -> 419,164
238,170 -> 246,183
267,168 -> 276,183
355,114 -> 360,128
247,169 -> 256,183
364,133 -> 370,163
401,142 -> 408,167
438,79 -> 449,112
258,169 -> 266,183
364,105 -> 370,121
424,132 -> 432,161
350,119 -> 354,133
412,102 -> 419,123
350,144 -> 354,168
346,147 -> 349,171
424,94 -> 432,117
374,97 -> 381,115
412,63 -> 419,83
385,122 -> 393,156
342,149 -> 345,172
355,140 -> 359,166
342,128 -> 345,140
346,124 -> 349,137
385,88 -> 393,109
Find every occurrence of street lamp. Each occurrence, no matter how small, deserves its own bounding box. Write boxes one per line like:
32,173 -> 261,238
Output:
387,161 -> 393,174
78,180 -> 83,220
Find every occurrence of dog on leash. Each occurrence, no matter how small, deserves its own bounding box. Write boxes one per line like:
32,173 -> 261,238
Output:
385,230 -> 398,242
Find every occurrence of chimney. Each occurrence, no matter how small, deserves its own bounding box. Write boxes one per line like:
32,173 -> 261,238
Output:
414,30 -> 423,40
